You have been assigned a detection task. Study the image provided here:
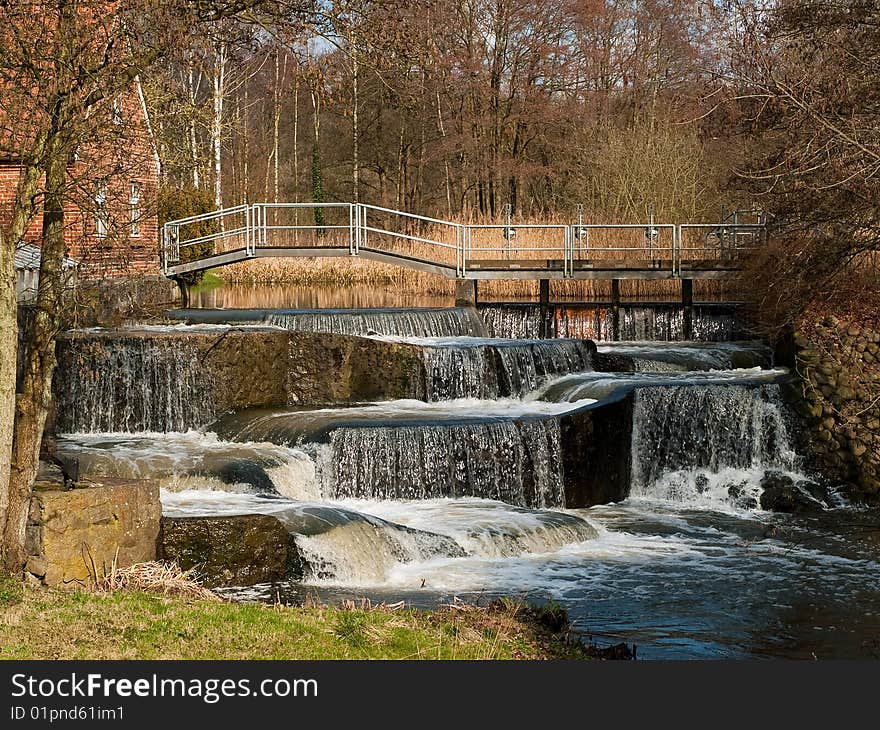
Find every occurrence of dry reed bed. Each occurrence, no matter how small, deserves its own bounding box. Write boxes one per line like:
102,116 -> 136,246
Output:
219,256 -> 735,300
213,226 -> 735,300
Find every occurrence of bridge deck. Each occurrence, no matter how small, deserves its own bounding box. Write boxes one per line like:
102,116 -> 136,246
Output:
165,246 -> 738,280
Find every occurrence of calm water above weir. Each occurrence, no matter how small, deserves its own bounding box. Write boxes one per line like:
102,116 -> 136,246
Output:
56,302 -> 880,659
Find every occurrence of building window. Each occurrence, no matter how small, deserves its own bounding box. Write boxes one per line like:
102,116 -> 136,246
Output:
129,182 -> 141,238
94,181 -> 108,238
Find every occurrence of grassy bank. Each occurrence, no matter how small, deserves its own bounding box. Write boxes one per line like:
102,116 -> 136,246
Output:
0,578 -> 596,660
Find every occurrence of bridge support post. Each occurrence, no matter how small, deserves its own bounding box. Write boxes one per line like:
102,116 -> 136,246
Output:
455,279 -> 478,308
682,278 -> 694,340
611,279 -> 620,340
173,277 -> 190,308
539,279 -> 551,339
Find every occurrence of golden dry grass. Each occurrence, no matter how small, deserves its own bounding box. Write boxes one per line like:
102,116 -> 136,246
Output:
95,561 -> 221,602
219,256 -> 735,301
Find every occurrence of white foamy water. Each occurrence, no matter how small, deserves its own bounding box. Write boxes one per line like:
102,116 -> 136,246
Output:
61,432 -> 319,500
54,317 -> 880,658
597,341 -> 772,371
537,367 -> 788,402
161,491 -> 601,587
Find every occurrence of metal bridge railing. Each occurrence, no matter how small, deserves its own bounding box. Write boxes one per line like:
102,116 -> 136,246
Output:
163,202 -> 767,278
677,223 -> 766,265
162,204 -> 251,272
357,203 -> 463,272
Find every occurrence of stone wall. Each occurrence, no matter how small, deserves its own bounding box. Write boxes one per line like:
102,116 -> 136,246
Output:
794,314 -> 880,501
286,332 -> 424,405
55,328 -> 439,432
26,479 -> 161,587
559,393 -> 634,507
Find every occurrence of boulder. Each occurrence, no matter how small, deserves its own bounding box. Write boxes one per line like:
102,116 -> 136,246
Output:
27,478 -> 161,587
158,515 -> 304,587
759,471 -> 826,514
214,460 -> 278,494
726,481 -> 758,510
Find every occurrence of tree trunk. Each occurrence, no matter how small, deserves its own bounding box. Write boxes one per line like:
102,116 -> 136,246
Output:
212,40 -> 227,210
5,138 -> 68,572
310,85 -> 324,229
187,60 -> 201,189
436,90 -> 453,219
293,77 -> 299,233
0,163 -> 42,559
273,51 -> 283,206
351,28 -> 360,203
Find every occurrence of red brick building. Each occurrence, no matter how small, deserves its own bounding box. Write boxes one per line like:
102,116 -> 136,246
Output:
2,78 -> 161,291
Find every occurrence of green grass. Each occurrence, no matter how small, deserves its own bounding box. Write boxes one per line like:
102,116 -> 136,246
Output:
191,271 -> 225,291
0,585 -> 593,660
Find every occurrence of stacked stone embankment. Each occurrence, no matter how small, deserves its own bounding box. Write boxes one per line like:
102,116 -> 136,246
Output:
794,314 -> 880,501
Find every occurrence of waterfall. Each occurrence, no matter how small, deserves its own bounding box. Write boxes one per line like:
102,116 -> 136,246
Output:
555,307 -> 610,340
420,346 -> 497,400
55,336 -> 214,433
480,306 -> 542,339
494,340 -> 593,395
419,339 -> 593,400
315,418 -> 565,508
264,307 -> 486,337
630,383 -> 799,503
482,304 -> 742,341
290,504 -> 597,584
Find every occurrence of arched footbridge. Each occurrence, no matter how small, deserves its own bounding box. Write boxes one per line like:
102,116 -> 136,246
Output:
162,202 -> 767,282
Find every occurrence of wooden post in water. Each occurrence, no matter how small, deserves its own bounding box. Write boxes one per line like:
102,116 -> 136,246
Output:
539,279 -> 551,339
682,278 -> 694,340
174,277 -> 190,308
611,279 -> 620,340
455,279 -> 478,308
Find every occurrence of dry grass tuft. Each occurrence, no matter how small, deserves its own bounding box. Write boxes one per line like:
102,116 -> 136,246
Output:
95,561 -> 221,603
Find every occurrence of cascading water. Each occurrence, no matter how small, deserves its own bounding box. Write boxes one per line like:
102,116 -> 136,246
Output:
482,304 -> 743,341
418,339 -> 594,400
630,383 -> 799,506
419,346 -> 496,400
480,306 -> 542,339
162,492 -> 598,586
264,307 -> 486,337
58,432 -> 319,500
55,336 -> 214,433
315,418 -> 565,508
50,298 -> 880,658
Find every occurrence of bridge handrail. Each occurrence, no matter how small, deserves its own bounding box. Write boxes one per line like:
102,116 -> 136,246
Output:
164,204 -> 251,229
359,202 -> 459,229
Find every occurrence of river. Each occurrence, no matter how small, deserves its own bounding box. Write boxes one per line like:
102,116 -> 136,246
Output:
56,285 -> 880,658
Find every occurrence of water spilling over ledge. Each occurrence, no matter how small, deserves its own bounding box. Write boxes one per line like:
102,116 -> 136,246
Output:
54,336 -> 216,433
317,419 -> 566,508
48,301 -> 880,658
161,492 -> 599,585
480,303 -> 745,341
264,306 -> 487,337
417,338 -> 594,399
54,327 -> 600,434
630,383 -> 801,509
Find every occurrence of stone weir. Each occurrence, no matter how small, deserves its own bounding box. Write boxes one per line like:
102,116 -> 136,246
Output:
54,328 -> 427,433
168,306 -> 487,338
54,327 -> 601,433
